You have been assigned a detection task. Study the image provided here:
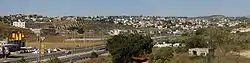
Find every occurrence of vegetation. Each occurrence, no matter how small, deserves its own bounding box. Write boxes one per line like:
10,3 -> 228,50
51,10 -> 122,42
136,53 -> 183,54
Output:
0,23 -> 34,39
107,33 -> 153,63
90,52 -> 99,59
149,47 -> 174,63
149,27 -> 250,63
164,27 -> 250,52
18,57 -> 27,63
82,55 -> 113,63
46,57 -> 62,63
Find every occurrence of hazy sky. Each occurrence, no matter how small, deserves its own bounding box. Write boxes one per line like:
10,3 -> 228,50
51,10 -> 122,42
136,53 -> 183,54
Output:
0,0 -> 250,16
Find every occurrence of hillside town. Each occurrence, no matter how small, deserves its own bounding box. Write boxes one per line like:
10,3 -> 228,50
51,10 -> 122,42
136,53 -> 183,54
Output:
1,14 -> 250,63
1,14 -> 249,36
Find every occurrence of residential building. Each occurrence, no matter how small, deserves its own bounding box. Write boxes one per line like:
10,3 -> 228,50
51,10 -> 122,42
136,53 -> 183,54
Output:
188,48 -> 214,56
12,21 -> 26,28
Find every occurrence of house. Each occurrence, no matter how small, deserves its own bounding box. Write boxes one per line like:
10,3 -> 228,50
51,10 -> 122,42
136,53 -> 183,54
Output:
154,42 -> 184,47
108,29 -> 122,35
188,48 -> 214,56
12,21 -> 26,28
154,42 -> 172,47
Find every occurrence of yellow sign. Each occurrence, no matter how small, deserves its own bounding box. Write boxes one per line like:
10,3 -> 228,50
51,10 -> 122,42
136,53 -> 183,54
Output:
11,32 -> 25,41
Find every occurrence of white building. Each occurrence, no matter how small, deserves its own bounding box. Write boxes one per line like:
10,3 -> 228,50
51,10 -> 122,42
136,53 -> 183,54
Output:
154,42 -> 184,47
108,29 -> 122,35
12,21 -> 26,28
188,48 -> 214,56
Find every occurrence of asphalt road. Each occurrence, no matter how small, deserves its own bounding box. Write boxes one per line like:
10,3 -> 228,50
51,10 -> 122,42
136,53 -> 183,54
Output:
32,50 -> 108,63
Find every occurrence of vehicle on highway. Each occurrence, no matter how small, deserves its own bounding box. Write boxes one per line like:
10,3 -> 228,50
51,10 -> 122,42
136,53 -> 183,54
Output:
64,50 -> 72,54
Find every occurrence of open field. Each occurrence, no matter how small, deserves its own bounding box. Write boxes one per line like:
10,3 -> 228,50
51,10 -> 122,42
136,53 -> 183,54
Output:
26,41 -> 105,49
26,35 -> 107,49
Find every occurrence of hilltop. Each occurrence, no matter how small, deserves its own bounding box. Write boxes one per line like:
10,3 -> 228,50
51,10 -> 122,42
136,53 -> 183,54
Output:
0,23 -> 34,37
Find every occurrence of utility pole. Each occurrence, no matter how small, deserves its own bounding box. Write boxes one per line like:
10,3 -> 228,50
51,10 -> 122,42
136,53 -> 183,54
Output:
38,36 -> 42,63
36,33 -> 41,63
40,37 -> 46,56
32,29 -> 41,63
92,30 -> 94,52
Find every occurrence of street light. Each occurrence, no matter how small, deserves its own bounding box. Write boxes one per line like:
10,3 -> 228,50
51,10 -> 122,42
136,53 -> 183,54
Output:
40,37 -> 46,56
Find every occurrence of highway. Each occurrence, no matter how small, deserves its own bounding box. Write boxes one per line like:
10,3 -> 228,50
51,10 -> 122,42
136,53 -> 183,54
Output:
0,45 -> 106,63
31,50 -> 108,63
0,35 -> 174,63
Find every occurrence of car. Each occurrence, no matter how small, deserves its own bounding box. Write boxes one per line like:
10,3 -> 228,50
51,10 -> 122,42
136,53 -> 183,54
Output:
64,50 -> 72,54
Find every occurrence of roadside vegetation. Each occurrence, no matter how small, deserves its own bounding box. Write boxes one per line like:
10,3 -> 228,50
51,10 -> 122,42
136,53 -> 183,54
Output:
150,27 -> 250,63
100,26 -> 250,63
107,33 -> 153,63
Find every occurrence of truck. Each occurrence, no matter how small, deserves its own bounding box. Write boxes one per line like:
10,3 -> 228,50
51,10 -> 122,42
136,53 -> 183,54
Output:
0,31 -> 26,58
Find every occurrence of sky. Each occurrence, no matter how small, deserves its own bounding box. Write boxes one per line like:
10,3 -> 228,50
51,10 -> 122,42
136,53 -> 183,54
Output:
0,0 -> 250,16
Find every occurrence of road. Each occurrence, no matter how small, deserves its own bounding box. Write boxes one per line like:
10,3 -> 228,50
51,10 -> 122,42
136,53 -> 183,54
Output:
31,50 -> 108,63
0,45 -> 106,63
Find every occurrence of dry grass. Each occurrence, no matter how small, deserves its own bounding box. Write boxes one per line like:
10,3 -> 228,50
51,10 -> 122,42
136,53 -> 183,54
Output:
81,55 -> 112,63
26,41 -> 105,49
170,52 -> 250,63
26,35 -> 106,49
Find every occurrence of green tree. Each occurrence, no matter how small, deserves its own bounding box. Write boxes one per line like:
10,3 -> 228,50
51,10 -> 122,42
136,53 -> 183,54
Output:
185,35 -> 208,48
149,47 -> 174,63
77,28 -> 85,34
107,34 -> 153,63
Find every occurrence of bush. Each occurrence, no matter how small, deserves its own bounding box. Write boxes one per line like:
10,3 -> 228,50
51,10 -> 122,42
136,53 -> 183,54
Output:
90,52 -> 99,59
18,57 -> 27,63
149,47 -> 174,63
107,34 -> 153,63
47,57 -> 62,63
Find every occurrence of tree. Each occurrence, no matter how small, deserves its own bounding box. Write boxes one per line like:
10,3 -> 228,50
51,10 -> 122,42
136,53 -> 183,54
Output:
90,52 -> 99,59
67,27 -> 78,31
185,35 -> 208,48
107,34 -> 153,63
77,28 -> 85,34
149,47 -> 174,63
